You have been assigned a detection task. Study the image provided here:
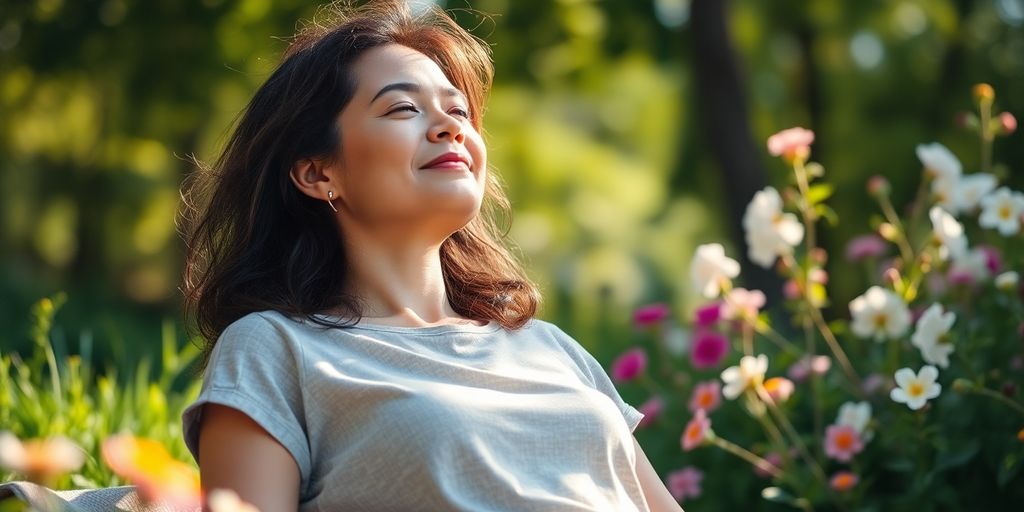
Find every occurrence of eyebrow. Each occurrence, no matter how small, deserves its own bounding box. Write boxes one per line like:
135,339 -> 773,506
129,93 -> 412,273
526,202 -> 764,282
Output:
370,82 -> 467,104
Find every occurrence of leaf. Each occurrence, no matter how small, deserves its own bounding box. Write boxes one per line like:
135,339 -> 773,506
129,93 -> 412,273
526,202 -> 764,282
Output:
998,450 -> 1023,487
807,183 -> 833,205
815,204 -> 839,226
933,440 -> 980,473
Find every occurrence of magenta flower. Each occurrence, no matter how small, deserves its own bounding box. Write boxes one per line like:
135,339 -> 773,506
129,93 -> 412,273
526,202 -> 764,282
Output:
688,380 -> 722,413
824,424 -> 864,462
633,303 -> 670,328
637,396 -> 665,428
610,348 -> 647,382
690,330 -> 728,369
978,245 -> 1002,274
665,466 -> 704,502
681,408 -> 711,451
693,302 -> 722,328
845,234 -> 888,262
767,127 -> 815,161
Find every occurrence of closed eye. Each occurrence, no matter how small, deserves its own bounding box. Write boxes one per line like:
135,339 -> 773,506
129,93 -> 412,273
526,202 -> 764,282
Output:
448,106 -> 471,119
386,104 -> 419,115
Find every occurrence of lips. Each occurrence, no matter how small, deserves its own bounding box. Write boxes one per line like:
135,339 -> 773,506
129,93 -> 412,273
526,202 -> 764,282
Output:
421,152 -> 471,171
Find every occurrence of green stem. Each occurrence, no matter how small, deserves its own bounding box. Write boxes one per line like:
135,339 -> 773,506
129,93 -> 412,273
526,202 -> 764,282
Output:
756,385 -> 831,487
710,435 -> 783,478
971,386 -> 1024,418
878,193 -> 916,265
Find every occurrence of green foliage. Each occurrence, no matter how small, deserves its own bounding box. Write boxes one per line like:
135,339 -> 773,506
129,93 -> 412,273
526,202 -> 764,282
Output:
0,295 -> 201,489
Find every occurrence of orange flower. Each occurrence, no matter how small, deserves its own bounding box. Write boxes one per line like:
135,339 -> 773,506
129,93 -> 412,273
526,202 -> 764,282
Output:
0,431 -> 85,485
830,470 -> 859,492
101,434 -> 201,510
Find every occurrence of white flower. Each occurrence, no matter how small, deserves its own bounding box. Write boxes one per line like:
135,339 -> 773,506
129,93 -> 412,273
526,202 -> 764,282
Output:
929,206 -> 967,261
979,187 -> 1024,236
916,142 -> 962,183
890,366 -> 942,410
742,187 -> 804,268
836,401 -> 872,439
931,176 -> 959,212
690,243 -> 741,298
910,303 -> 956,368
954,173 -> 997,214
849,286 -> 912,342
996,271 -> 1019,291
662,325 -> 690,357
948,247 -> 990,284
721,354 -> 768,400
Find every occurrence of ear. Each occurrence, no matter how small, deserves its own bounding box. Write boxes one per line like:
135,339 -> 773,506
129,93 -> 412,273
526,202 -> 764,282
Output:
289,157 -> 341,204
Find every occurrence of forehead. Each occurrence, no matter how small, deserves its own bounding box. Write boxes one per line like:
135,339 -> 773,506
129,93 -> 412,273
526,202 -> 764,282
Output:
351,44 -> 456,95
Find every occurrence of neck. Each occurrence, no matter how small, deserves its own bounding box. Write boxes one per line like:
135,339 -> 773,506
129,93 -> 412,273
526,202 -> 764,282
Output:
338,224 -> 463,325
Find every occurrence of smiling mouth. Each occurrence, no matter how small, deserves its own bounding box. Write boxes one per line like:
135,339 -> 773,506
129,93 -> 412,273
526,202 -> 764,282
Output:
422,161 -> 470,171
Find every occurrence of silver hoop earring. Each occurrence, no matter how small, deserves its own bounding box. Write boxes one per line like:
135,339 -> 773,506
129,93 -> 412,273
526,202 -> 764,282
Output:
327,191 -> 339,213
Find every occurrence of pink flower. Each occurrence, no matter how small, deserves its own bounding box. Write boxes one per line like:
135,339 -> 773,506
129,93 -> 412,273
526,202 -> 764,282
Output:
637,396 -> 665,428
767,127 -> 815,161
754,452 -> 783,478
824,424 -> 864,462
764,377 -> 795,403
845,234 -> 888,262
1000,112 -> 1017,135
688,381 -> 722,413
611,348 -> 647,382
681,409 -> 711,451
693,302 -> 722,328
830,471 -> 859,492
787,355 -> 831,382
861,373 -> 888,394
722,288 -> 766,321
690,330 -> 728,369
665,466 -> 704,502
783,279 -> 801,300
633,303 -> 670,328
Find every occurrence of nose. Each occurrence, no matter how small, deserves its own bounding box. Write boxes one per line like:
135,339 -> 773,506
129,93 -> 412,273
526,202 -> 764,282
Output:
427,110 -> 465,144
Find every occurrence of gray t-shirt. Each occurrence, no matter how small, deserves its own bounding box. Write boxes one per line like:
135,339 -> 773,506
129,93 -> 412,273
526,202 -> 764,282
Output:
181,310 -> 648,511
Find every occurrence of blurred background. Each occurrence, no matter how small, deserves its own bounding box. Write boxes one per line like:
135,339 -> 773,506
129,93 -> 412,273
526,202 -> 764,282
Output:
1,0 -> 1022,396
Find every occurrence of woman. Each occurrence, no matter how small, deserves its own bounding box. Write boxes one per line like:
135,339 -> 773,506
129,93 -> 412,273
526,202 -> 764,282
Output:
180,1 -> 684,511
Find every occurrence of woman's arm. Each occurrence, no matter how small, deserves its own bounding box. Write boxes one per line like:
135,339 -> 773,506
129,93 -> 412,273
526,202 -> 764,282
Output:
198,404 -> 301,512
633,437 -> 685,512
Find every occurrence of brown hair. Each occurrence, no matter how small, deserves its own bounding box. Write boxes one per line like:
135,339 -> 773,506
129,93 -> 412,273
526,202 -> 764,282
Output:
179,0 -> 539,356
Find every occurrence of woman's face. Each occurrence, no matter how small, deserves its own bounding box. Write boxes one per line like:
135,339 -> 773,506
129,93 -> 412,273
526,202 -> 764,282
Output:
331,43 -> 487,238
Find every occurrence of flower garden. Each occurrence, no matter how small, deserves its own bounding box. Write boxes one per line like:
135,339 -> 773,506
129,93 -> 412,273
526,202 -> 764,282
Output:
611,84 -> 1024,510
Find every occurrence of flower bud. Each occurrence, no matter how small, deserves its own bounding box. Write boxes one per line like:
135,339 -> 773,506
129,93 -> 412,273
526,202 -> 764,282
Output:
810,248 -> 828,265
1018,428 -> 1024,442
867,175 -> 890,197
973,83 -> 995,104
954,111 -> 979,130
952,378 -> 975,394
878,223 -> 900,242
999,112 -> 1017,136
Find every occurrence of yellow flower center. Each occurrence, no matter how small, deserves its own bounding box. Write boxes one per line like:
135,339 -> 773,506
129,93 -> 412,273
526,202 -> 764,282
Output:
908,382 -> 924,397
874,314 -> 888,330
999,204 -> 1013,220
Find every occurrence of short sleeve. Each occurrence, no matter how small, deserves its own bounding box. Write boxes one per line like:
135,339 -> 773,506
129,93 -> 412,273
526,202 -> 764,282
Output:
181,312 -> 312,483
544,323 -> 645,432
